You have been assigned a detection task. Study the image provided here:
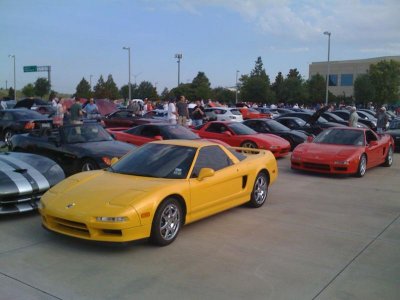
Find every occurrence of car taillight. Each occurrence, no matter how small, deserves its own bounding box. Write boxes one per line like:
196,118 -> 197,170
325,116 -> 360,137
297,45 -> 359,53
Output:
24,121 -> 35,130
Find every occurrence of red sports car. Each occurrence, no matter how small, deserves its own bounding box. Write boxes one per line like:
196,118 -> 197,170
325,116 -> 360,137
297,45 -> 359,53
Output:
291,127 -> 394,177
107,123 -> 230,147
192,121 -> 291,157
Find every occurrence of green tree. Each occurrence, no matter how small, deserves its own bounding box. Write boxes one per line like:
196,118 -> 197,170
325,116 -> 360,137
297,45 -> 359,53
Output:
211,87 -> 236,105
75,77 -> 92,99
354,74 -> 375,106
280,77 -> 308,104
22,83 -> 35,97
239,57 -> 273,103
306,73 -> 326,104
136,81 -> 158,99
48,90 -> 57,101
160,87 -> 171,99
103,74 -> 120,100
191,72 -> 212,100
93,75 -> 106,99
170,83 -> 195,100
34,77 -> 50,98
8,87 -> 15,99
287,68 -> 302,80
369,59 -> 400,105
271,72 -> 284,102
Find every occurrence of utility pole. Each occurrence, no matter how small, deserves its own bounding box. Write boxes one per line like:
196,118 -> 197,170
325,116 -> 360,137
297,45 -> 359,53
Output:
175,53 -> 182,86
235,70 -> 239,104
8,55 -> 16,100
324,31 -> 331,105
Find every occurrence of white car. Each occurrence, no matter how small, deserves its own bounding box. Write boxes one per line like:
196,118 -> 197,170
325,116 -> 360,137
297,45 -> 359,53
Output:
204,107 -> 243,122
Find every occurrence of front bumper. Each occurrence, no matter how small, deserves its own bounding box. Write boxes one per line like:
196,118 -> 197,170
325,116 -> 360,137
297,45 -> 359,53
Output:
291,158 -> 358,174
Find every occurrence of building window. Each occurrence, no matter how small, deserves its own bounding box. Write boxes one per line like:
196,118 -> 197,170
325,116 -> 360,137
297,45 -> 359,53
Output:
329,74 -> 338,86
341,74 -> 353,86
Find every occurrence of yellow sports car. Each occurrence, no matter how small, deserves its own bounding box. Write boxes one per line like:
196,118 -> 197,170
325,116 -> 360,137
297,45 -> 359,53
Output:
39,140 -> 278,246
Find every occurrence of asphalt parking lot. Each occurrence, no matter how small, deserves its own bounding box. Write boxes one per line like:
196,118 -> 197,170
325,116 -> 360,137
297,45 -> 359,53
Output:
1,154 -> 400,300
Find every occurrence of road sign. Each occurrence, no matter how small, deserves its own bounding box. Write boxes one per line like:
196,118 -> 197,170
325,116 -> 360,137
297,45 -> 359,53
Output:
23,65 -> 38,72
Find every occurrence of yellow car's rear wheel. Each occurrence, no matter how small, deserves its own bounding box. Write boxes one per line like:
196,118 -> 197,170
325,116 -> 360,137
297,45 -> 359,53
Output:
151,198 -> 182,246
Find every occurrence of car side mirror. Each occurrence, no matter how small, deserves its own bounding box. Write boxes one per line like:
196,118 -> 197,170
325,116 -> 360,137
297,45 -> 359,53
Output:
307,135 -> 314,143
154,135 -> 163,140
110,157 -> 119,165
223,131 -> 232,136
197,168 -> 215,181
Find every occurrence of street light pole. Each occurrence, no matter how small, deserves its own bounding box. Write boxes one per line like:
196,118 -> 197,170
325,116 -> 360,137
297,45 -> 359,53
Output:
323,31 -> 331,105
175,53 -> 182,86
235,70 -> 239,104
123,47 -> 131,101
8,55 -> 16,100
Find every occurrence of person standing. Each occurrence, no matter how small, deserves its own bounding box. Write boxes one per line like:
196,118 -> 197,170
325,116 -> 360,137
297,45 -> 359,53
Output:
348,106 -> 359,127
53,98 -> 65,126
70,98 -> 83,124
167,99 -> 178,124
176,95 -> 189,127
83,98 -> 99,119
191,99 -> 205,127
376,107 -> 388,134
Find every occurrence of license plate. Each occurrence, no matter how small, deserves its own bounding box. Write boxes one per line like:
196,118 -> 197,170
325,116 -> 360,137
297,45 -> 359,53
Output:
41,123 -> 50,128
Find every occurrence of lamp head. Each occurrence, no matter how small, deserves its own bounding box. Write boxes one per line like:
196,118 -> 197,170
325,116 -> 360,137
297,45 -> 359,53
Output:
323,31 -> 331,36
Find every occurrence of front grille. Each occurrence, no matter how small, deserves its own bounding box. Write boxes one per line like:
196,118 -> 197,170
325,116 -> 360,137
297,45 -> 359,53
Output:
51,217 -> 90,237
0,193 -> 43,205
303,162 -> 330,171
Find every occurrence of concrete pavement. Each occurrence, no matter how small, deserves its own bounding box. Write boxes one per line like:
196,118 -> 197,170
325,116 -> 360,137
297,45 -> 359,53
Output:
1,154 -> 399,299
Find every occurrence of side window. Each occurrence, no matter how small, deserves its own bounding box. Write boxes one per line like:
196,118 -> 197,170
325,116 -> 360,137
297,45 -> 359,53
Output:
191,146 -> 233,178
205,123 -> 227,133
141,126 -> 160,137
366,130 -> 377,143
4,112 -> 14,121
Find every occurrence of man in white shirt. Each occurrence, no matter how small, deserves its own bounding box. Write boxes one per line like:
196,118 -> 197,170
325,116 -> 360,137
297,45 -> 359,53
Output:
167,99 -> 178,124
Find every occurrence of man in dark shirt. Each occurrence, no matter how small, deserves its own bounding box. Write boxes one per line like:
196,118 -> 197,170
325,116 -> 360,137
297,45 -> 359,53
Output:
191,100 -> 205,127
70,98 -> 83,124
176,95 -> 189,127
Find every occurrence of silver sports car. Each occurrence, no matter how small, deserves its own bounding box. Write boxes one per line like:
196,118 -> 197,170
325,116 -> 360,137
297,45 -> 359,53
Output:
0,150 -> 65,214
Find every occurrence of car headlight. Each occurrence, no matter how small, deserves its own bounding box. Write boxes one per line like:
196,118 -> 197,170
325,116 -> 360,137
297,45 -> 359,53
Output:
334,160 -> 350,165
291,154 -> 302,161
96,216 -> 128,222
269,145 -> 280,150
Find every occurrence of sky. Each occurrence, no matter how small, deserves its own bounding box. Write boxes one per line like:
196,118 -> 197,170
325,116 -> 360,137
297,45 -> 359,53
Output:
1,0 -> 399,95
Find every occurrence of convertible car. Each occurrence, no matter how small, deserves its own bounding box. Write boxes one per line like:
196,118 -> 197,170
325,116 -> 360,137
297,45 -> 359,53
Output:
0,147 -> 65,214
39,140 -> 278,246
9,122 -> 135,175
193,121 -> 291,158
291,127 -> 394,177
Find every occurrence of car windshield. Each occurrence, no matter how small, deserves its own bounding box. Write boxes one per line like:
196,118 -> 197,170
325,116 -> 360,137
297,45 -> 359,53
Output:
111,143 -> 197,179
266,120 -> 290,131
62,124 -> 113,143
228,122 -> 257,135
166,125 -> 200,139
13,110 -> 47,119
314,128 -> 365,146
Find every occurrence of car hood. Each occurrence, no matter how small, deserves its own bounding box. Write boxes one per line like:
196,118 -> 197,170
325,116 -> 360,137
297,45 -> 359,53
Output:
67,140 -> 135,157
294,143 -> 361,159
46,170 -> 178,211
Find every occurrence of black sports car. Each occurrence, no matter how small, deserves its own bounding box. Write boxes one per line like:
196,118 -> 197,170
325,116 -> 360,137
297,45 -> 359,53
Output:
14,98 -> 55,115
387,118 -> 400,152
277,111 -> 344,129
0,148 -> 65,214
243,119 -> 308,150
0,109 -> 53,146
331,110 -> 377,130
9,122 -> 135,175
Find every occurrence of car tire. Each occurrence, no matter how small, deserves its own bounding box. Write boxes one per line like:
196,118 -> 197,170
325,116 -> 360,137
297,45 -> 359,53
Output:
286,137 -> 295,150
383,146 -> 393,167
355,154 -> 367,177
150,197 -> 182,246
248,172 -> 268,208
4,129 -> 14,146
241,141 -> 257,148
80,159 -> 99,172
